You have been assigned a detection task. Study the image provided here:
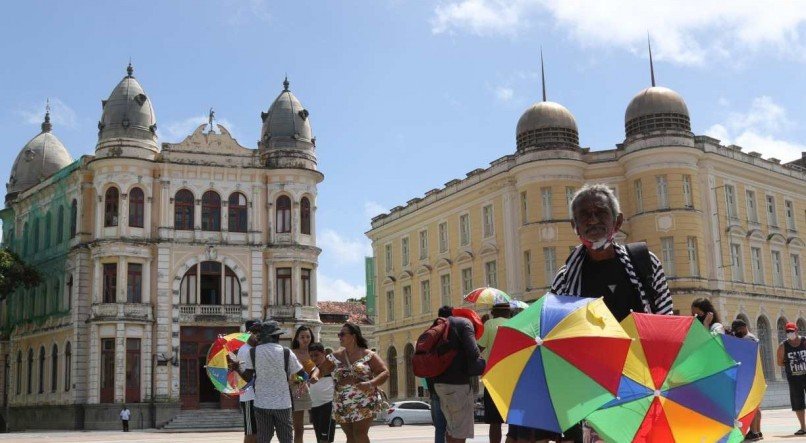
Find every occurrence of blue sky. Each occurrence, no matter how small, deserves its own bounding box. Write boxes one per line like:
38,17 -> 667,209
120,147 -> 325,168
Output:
2,1 -> 806,301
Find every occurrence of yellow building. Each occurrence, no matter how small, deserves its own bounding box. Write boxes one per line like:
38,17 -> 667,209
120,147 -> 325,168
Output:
366,79 -> 806,403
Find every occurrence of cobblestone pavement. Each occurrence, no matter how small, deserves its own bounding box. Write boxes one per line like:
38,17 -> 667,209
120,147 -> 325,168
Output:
1,409 -> 805,442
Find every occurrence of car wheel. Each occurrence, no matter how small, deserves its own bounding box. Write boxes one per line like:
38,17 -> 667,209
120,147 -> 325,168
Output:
391,417 -> 404,427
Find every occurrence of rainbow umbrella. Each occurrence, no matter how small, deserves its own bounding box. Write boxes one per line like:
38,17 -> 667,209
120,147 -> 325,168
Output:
206,332 -> 253,395
482,293 -> 631,434
509,300 -> 530,310
716,334 -> 767,443
586,313 -> 739,442
463,287 -> 511,306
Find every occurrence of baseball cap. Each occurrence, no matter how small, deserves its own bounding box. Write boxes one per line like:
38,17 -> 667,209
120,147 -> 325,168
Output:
786,322 -> 797,332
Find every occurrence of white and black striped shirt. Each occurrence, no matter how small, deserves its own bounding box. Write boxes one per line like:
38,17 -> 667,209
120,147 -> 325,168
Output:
550,243 -> 673,315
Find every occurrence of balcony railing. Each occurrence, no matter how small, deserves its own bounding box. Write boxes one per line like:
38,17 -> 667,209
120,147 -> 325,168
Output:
90,303 -> 153,322
267,305 -> 320,322
178,304 -> 243,323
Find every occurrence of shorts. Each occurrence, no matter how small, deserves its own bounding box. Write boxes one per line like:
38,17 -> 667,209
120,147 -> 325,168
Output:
435,383 -> 475,439
241,400 -> 257,435
789,376 -> 806,411
483,389 -> 503,424
310,402 -> 336,442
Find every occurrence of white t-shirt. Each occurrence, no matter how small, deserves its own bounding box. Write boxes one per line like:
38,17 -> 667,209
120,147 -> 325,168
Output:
237,344 -> 255,402
244,342 -> 303,410
120,409 -> 131,420
309,375 -> 334,408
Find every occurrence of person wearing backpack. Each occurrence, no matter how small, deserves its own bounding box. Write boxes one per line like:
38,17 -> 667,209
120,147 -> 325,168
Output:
229,320 -> 307,443
548,184 -> 673,443
477,303 -> 511,443
432,307 -> 485,443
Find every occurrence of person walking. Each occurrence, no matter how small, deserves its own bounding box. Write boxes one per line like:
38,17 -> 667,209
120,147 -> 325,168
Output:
238,320 -> 262,443
690,298 -> 725,334
230,320 -> 307,443
549,184 -> 673,443
290,326 -> 319,443
309,342 -> 336,443
777,322 -> 806,436
731,319 -> 762,441
477,303 -> 511,443
120,405 -> 131,432
319,322 -> 390,443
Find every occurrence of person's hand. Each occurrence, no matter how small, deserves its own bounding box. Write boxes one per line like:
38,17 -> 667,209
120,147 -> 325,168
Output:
309,374 -> 319,384
357,381 -> 373,392
704,312 -> 714,328
226,353 -> 240,371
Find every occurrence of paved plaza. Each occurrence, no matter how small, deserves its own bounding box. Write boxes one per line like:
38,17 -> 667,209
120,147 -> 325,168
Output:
0,408 -> 804,442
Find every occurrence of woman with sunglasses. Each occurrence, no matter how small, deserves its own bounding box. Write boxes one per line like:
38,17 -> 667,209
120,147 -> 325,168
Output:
291,325 -> 320,443
319,322 -> 389,443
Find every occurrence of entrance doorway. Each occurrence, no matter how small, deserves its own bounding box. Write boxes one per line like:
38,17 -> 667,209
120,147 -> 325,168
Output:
180,326 -> 239,409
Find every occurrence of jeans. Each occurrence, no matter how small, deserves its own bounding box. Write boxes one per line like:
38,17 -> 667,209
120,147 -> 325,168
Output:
431,394 -> 447,443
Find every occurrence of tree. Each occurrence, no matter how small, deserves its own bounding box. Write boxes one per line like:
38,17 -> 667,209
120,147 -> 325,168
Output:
346,296 -> 366,305
0,248 -> 42,301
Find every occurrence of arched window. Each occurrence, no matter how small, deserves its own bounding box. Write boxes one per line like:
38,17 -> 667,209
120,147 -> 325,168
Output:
228,193 -> 248,233
179,261 -> 241,305
104,187 -> 119,227
64,342 -> 71,392
44,211 -> 52,249
174,190 -> 194,230
201,191 -> 221,231
387,346 -> 398,399
15,351 -> 21,395
301,197 -> 311,235
756,316 -> 773,380
404,343 -> 416,398
57,205 -> 65,243
26,348 -> 33,394
129,187 -> 145,228
276,196 -> 291,233
38,346 -> 45,394
51,344 -> 58,392
70,199 -> 77,238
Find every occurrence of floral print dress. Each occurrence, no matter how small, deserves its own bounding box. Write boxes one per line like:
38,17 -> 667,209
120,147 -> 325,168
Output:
327,351 -> 381,424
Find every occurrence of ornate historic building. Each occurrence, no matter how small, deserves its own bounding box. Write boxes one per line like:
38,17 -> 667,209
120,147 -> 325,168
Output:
367,71 -> 806,402
0,66 -> 323,429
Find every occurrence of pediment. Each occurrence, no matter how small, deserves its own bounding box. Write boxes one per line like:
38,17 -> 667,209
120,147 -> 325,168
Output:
746,229 -> 765,241
162,124 -> 253,155
479,241 -> 499,257
415,264 -> 432,277
787,237 -> 805,248
435,258 -> 452,271
726,225 -> 747,237
455,249 -> 474,264
767,232 -> 787,244
382,276 -> 396,286
398,270 -> 413,281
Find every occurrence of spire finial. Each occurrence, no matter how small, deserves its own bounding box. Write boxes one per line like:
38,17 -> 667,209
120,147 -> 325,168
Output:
127,59 -> 134,78
208,107 -> 216,134
283,74 -> 289,91
540,46 -> 547,102
648,34 -> 656,87
41,98 -> 52,133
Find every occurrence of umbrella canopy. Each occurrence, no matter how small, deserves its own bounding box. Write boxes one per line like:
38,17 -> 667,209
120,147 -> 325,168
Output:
206,332 -> 253,395
482,294 -> 631,434
463,287 -> 511,306
587,313 -> 739,442
717,334 -> 767,442
509,300 -> 529,310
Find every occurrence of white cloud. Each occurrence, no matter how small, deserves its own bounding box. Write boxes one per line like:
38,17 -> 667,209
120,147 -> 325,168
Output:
317,274 -> 366,302
494,86 -> 514,102
160,115 -> 237,142
364,201 -> 387,220
17,98 -> 78,129
431,0 -> 806,65
705,96 -> 804,162
318,229 -> 372,264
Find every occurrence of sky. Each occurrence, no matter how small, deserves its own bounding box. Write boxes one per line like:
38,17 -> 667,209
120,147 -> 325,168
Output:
2,1 -> 806,301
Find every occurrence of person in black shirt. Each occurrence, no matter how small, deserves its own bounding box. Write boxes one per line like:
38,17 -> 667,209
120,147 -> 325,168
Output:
777,322 -> 806,436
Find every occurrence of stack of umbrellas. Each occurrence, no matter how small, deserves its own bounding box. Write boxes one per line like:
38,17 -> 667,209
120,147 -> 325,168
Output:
482,293 -> 767,442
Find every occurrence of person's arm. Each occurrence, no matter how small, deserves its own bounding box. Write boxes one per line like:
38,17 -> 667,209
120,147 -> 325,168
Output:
648,252 -> 673,315
288,351 -> 306,382
458,319 -> 482,363
317,353 -> 337,376
777,343 -> 785,367
360,352 -> 390,392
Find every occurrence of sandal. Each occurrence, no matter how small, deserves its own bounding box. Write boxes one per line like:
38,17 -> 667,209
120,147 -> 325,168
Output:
795,429 -> 806,436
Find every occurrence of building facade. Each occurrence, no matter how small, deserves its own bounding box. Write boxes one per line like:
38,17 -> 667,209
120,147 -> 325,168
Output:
367,79 -> 806,402
0,67 -> 324,430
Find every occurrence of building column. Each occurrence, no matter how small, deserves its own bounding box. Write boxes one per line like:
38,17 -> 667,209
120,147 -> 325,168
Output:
143,325 -> 152,402
95,191 -> 103,236
143,258 -> 152,304
120,193 -> 129,237
292,264 -> 301,305
118,257 -> 128,303
87,323 -> 100,403
144,185 -> 153,237
267,261 -> 275,306
94,258 -> 102,304
114,323 -> 126,402
502,184 -> 523,296
250,250 -> 263,320
311,263 -> 319,306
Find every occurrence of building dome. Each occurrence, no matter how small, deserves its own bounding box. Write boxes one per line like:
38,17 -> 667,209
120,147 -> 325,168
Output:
96,64 -> 158,157
516,101 -> 579,151
259,78 -> 317,170
6,112 -> 73,202
624,86 -> 690,139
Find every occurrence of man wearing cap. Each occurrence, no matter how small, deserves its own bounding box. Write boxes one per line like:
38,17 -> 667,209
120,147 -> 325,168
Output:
238,320 -> 262,443
477,303 -> 511,443
778,321 -> 806,436
231,320 -> 306,443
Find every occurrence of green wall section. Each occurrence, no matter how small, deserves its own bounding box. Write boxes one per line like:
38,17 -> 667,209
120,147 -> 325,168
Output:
365,256 -> 376,317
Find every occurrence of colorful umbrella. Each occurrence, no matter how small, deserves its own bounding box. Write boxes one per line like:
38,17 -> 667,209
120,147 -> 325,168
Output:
463,287 -> 511,306
482,294 -> 631,434
206,332 -> 253,395
717,334 -> 767,442
509,300 -> 529,310
586,313 -> 739,442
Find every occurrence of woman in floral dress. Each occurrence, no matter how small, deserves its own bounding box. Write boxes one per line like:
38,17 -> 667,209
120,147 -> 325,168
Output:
320,322 -> 389,443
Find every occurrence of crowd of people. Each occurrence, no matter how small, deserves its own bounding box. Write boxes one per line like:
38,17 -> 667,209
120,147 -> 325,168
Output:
222,184 -> 802,442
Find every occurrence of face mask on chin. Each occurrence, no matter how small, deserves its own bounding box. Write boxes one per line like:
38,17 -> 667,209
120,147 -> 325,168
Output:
788,332 -> 798,340
578,228 -> 616,252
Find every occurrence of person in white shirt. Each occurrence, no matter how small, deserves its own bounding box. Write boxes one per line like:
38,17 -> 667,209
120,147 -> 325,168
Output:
309,343 -> 336,443
231,320 -> 306,443
238,320 -> 262,443
120,405 -> 131,432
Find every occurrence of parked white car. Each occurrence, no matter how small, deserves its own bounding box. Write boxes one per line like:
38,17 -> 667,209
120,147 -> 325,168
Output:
382,401 -> 432,426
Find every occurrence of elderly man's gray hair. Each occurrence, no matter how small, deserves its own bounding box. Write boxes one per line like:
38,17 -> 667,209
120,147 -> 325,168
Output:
570,184 -> 621,219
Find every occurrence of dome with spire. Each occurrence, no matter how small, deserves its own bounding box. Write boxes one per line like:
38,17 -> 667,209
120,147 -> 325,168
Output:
260,77 -> 313,146
96,63 -> 158,156
7,110 -> 73,201
516,101 -> 579,151
624,86 -> 690,138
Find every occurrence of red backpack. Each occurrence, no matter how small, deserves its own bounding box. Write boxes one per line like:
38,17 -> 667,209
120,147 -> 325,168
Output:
412,317 -> 458,378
